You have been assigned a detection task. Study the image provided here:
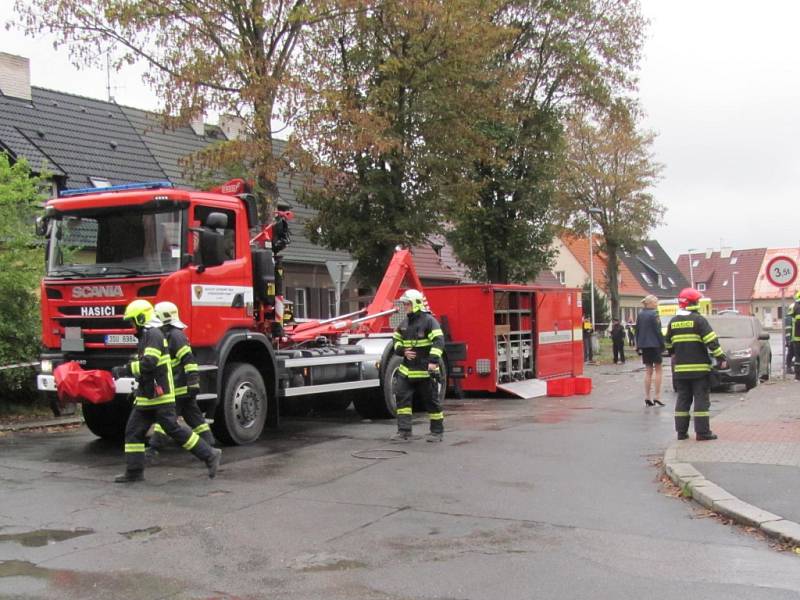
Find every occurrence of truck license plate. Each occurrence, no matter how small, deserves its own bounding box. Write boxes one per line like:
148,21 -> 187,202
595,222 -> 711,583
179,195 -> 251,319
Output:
105,334 -> 137,346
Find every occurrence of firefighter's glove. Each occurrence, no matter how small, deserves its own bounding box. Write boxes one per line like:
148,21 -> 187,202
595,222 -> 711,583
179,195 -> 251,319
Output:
404,349 -> 417,361
428,362 -> 440,373
716,357 -> 729,371
187,387 -> 199,400
111,366 -> 127,379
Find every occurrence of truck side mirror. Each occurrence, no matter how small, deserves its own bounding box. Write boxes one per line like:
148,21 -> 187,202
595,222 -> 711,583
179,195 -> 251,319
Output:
35,216 -> 50,237
198,228 -> 225,269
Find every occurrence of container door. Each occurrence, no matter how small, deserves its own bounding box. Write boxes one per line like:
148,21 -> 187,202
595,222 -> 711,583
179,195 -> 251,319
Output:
535,289 -> 580,378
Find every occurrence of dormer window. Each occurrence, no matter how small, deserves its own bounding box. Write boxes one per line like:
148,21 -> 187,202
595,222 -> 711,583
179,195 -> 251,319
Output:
90,177 -> 111,188
697,282 -> 707,291
692,259 -> 699,268
730,257 -> 738,265
644,246 -> 654,259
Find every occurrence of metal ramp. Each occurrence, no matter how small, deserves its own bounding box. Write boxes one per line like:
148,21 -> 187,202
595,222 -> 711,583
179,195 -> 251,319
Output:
496,378 -> 548,399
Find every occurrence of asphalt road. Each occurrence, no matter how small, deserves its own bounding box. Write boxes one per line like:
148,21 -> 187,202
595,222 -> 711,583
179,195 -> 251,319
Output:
1,360 -> 799,600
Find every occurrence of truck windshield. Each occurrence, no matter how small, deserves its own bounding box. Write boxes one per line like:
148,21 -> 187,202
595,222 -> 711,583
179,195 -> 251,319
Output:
47,208 -> 183,277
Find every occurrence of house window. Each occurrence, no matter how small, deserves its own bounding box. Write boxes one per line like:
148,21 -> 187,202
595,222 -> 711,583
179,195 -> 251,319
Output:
692,259 -> 699,268
668,277 -> 676,286
697,282 -> 706,291
658,275 -> 666,289
730,257 -> 738,265
295,288 -> 307,319
327,289 -> 337,317
722,280 -> 728,286
644,246 -> 654,259
555,270 -> 566,284
90,177 -> 111,188
641,272 -> 652,285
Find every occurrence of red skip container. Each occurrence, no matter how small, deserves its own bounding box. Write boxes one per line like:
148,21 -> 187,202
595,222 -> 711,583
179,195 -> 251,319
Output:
546,377 -> 575,397
573,377 -> 592,395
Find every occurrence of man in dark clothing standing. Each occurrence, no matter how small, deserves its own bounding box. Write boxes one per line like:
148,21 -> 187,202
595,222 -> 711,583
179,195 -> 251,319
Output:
610,318 -> 626,364
582,317 -> 594,363
666,288 -> 728,441
390,289 -> 446,443
635,295 -> 665,407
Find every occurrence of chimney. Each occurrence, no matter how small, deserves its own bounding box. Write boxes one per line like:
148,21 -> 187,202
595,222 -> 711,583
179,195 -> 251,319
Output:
219,114 -> 245,140
0,52 -> 32,101
719,246 -> 732,259
189,114 -> 205,136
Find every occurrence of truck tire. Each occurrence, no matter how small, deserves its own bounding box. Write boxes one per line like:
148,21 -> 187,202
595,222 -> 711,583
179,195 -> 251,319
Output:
354,355 -> 447,420
82,396 -> 131,441
212,362 -> 268,445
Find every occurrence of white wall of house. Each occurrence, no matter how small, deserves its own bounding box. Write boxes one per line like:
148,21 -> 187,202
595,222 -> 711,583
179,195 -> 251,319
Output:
551,237 -> 588,288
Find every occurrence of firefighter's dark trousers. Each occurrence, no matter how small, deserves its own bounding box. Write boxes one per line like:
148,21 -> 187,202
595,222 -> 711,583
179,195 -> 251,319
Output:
674,376 -> 711,435
612,339 -> 625,363
124,403 -> 214,474
149,394 -> 215,450
395,375 -> 444,434
793,341 -> 800,379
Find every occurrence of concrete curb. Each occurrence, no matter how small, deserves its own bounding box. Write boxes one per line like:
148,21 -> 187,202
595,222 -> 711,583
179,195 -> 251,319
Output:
0,416 -> 83,432
664,449 -> 800,547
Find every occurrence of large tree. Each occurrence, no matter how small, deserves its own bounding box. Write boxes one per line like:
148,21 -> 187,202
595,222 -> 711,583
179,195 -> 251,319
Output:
292,0 -> 506,284
14,0 -> 352,218
448,0 -> 647,283
556,99 -> 664,319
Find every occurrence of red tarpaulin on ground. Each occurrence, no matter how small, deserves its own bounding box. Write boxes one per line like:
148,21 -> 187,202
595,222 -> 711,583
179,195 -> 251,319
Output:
54,361 -> 116,405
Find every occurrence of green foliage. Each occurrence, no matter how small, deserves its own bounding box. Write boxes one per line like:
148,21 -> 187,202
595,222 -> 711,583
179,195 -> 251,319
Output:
582,281 -> 610,328
0,154 -> 47,401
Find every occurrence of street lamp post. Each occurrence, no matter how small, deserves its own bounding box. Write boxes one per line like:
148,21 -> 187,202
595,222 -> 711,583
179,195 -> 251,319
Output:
732,271 -> 739,312
688,248 -> 698,288
587,208 -> 603,329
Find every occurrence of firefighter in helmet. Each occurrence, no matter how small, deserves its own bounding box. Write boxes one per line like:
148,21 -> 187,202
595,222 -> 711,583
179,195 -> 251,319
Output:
110,299 -> 221,482
665,288 -> 728,441
146,301 -> 215,462
791,290 -> 800,380
390,289 -> 445,442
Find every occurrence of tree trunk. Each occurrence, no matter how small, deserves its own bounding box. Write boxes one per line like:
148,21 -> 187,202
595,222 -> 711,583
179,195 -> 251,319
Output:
605,241 -> 621,321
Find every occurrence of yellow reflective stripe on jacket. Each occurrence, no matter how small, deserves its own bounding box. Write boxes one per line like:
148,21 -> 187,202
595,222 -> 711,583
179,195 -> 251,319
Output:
399,339 -> 433,347
143,346 -> 161,359
702,332 -> 718,343
131,361 -> 140,376
135,395 -> 175,407
184,363 -> 198,373
671,334 -> 702,344
193,423 -> 211,434
674,363 -> 711,373
428,328 -> 443,341
125,443 -> 145,453
175,345 -> 191,360
174,385 -> 188,396
429,347 -> 443,357
398,365 -> 430,378
710,347 -> 724,357
153,423 -> 166,435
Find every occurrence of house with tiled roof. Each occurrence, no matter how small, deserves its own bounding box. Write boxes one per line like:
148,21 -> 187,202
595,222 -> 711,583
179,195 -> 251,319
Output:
749,248 -> 800,328
619,240 -> 688,301
0,52 -> 480,319
553,235 -> 648,323
675,247 -> 767,316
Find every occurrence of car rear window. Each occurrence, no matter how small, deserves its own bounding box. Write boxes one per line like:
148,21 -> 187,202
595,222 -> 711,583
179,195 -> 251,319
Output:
707,318 -> 754,338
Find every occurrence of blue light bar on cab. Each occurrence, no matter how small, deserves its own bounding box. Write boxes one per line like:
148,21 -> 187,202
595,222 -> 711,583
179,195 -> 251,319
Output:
59,181 -> 174,198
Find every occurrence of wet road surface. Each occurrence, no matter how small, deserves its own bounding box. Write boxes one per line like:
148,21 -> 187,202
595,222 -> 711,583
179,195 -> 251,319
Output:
1,361 -> 798,599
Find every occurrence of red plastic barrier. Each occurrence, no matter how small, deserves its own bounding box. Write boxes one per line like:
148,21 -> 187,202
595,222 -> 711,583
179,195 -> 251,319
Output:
573,377 -> 592,395
54,361 -> 116,405
546,377 -> 574,397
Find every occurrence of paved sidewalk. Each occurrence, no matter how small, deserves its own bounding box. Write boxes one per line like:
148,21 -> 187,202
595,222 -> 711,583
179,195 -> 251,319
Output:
664,377 -> 800,546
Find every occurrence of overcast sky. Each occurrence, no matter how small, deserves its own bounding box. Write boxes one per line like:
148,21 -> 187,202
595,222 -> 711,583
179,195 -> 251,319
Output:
2,1 -> 799,261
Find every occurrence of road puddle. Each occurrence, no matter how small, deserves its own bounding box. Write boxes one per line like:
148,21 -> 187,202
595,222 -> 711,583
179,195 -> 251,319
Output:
0,528 -> 93,547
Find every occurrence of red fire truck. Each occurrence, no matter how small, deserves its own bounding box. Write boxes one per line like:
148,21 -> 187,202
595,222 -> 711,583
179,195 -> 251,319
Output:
35,180 -> 583,445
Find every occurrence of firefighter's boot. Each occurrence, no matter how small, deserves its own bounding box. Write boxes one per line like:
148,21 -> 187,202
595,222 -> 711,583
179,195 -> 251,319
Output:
390,431 -> 411,442
696,432 -> 718,441
206,448 -> 222,479
114,470 -> 144,483
144,447 -> 160,465
425,432 -> 443,443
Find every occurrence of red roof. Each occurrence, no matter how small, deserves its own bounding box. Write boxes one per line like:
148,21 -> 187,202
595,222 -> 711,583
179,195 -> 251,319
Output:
561,235 -> 648,296
675,248 -> 767,309
410,243 -> 462,283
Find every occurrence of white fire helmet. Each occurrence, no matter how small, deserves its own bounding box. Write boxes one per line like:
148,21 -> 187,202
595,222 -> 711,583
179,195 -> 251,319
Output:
399,289 -> 428,313
154,301 -> 187,329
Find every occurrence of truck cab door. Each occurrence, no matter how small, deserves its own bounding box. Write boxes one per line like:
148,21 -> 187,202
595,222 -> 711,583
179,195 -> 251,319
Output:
188,203 -> 253,348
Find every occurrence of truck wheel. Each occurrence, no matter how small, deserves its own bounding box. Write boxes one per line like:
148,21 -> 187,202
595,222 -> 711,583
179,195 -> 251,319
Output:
212,362 -> 267,445
82,396 -> 131,441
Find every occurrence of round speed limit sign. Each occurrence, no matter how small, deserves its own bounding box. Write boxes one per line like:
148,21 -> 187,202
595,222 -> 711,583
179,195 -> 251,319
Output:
765,255 -> 798,288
